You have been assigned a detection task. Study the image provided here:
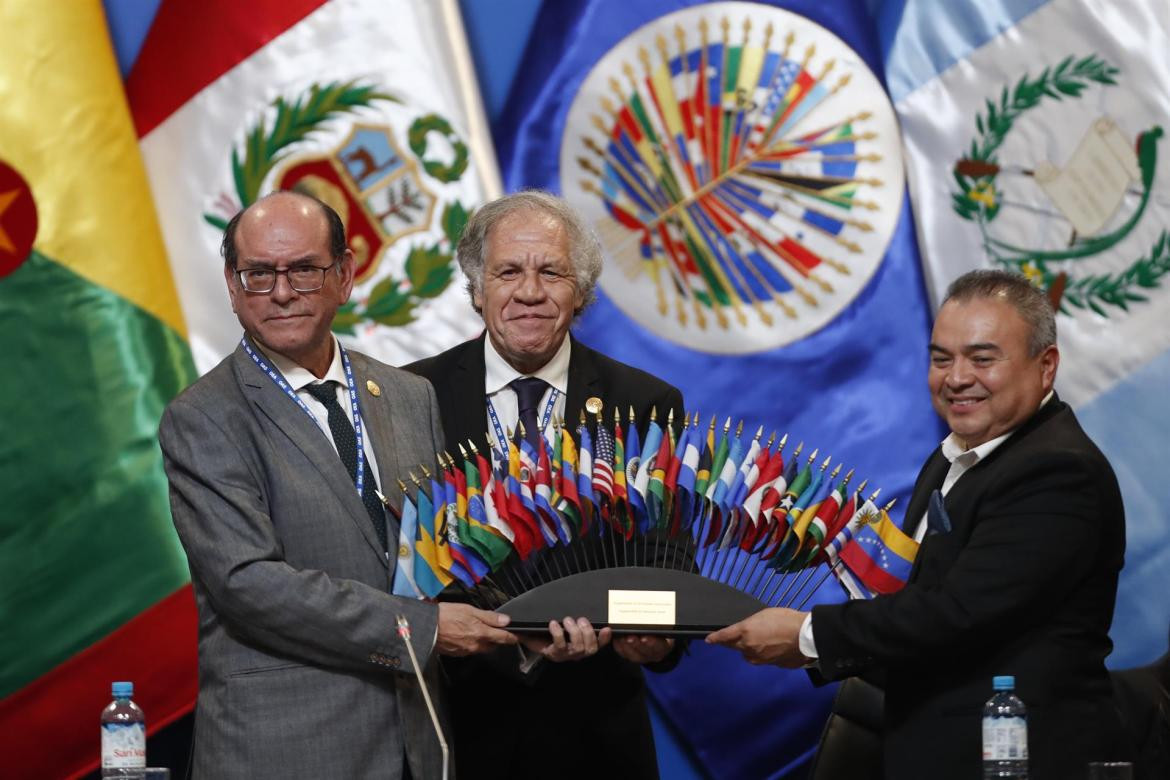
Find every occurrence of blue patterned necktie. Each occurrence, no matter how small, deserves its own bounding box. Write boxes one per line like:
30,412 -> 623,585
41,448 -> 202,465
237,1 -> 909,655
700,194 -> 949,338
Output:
304,381 -> 387,550
511,376 -> 549,453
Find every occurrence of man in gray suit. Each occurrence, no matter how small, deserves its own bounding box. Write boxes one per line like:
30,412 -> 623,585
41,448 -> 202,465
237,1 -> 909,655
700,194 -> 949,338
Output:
159,191 -> 517,779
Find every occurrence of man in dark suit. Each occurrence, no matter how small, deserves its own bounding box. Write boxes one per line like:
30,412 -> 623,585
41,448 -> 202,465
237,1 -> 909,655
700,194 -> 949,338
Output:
159,192 -> 519,779
709,269 -> 1129,779
407,191 -> 685,779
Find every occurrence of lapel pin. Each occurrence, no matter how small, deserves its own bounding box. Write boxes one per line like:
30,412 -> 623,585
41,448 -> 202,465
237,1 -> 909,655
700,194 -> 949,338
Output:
366,380 -> 381,397
585,396 -> 603,415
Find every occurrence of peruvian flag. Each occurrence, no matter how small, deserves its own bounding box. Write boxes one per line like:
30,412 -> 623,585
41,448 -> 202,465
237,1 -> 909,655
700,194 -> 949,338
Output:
133,0 -> 497,374
4,2 -> 500,777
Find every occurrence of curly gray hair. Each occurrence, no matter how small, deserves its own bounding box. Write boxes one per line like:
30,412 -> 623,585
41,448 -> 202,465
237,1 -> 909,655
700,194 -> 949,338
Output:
456,191 -> 603,315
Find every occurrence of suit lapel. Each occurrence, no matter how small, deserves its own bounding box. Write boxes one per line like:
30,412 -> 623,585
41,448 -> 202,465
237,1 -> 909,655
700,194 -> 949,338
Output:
926,397 -> 1067,538
903,449 -> 949,539
565,337 -> 602,426
905,448 -> 949,582
233,346 -> 388,566
349,352 -> 402,554
451,336 -> 490,451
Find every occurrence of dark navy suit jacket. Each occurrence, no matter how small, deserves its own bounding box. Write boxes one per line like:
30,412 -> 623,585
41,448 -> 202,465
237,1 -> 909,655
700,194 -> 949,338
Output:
407,334 -> 685,780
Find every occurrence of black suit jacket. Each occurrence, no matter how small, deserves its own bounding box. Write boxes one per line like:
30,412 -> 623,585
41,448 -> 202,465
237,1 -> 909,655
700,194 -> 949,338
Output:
812,397 -> 1128,780
406,334 -> 685,780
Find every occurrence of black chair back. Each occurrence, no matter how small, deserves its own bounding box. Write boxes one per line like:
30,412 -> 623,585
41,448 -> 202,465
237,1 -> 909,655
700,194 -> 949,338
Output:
808,677 -> 884,780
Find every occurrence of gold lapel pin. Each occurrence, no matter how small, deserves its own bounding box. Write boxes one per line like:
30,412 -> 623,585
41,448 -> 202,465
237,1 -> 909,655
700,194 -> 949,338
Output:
366,380 -> 381,397
584,396 -> 603,415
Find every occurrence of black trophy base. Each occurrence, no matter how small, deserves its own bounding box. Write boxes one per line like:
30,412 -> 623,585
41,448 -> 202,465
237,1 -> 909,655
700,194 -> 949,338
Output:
497,566 -> 764,636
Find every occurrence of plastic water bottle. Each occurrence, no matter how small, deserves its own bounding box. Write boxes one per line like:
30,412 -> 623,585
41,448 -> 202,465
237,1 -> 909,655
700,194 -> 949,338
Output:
101,681 -> 146,778
982,675 -> 1028,779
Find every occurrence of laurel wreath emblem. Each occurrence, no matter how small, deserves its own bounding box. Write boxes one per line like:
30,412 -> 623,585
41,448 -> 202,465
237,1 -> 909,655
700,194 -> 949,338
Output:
205,80 -> 472,330
952,55 -> 1169,316
407,114 -> 469,183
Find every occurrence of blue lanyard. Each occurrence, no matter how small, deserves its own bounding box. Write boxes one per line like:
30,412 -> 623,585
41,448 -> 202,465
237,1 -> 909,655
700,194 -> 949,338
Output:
487,386 -> 560,456
242,337 -> 368,501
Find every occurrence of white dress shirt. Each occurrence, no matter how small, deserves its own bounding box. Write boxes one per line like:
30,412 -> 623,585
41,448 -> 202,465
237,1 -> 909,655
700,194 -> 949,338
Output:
256,336 -> 383,493
483,334 -> 570,452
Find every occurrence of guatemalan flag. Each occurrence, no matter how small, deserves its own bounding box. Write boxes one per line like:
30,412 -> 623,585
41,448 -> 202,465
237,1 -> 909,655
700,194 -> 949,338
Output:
885,0 -> 1170,668
492,1 -> 945,776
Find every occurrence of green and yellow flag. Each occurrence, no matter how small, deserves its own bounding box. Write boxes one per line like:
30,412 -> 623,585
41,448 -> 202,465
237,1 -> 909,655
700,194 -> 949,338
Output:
0,3 -> 197,776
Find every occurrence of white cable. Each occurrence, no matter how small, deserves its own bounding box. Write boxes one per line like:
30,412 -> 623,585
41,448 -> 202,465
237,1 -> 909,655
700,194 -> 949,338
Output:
396,614 -> 449,780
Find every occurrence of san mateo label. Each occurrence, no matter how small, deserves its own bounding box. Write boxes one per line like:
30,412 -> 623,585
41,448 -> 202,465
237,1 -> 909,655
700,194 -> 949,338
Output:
559,2 -> 905,354
101,722 -> 145,769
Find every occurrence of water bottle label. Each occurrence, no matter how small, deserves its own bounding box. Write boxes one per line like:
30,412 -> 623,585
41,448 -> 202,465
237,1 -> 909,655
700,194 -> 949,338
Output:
982,716 -> 1028,760
101,722 -> 146,768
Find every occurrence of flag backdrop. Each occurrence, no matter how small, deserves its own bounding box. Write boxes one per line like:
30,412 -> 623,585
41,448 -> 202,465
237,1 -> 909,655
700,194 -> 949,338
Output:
2,0 -> 497,775
886,0 -> 1170,667
492,1 -> 944,776
0,2 -> 198,778
7,1 -> 1165,778
132,0 -> 498,375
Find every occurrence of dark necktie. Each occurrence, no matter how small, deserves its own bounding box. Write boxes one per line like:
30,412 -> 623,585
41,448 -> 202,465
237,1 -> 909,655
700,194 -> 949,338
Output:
511,376 -> 549,453
304,381 -> 387,550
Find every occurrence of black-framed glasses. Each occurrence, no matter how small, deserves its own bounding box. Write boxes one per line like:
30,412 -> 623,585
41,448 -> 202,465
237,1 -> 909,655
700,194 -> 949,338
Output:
235,260 -> 338,293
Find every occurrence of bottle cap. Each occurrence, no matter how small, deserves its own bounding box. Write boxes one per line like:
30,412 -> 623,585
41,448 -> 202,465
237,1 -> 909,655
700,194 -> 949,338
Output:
112,681 -> 134,697
992,675 -> 1014,690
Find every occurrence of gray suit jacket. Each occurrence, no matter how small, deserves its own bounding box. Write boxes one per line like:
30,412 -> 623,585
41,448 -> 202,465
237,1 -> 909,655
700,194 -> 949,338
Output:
160,343 -> 447,779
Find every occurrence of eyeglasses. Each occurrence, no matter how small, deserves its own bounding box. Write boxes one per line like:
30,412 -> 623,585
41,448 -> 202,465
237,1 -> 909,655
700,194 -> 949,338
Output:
235,260 -> 338,293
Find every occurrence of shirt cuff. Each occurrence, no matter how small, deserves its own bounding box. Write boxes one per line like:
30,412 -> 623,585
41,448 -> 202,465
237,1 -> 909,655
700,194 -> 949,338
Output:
798,613 -> 819,659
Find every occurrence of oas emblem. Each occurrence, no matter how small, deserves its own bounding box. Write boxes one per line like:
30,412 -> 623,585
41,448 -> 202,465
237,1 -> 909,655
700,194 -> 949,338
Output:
560,2 -> 904,353
952,55 -> 1167,315
205,81 -> 472,332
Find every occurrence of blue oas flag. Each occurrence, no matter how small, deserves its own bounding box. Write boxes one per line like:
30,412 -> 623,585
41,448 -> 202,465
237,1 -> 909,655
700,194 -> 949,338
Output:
623,414 -> 647,528
493,1 -> 944,776
631,412 -> 663,535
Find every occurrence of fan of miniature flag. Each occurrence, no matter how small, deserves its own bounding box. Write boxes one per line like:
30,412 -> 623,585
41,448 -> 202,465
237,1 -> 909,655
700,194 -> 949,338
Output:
387,402 -> 918,609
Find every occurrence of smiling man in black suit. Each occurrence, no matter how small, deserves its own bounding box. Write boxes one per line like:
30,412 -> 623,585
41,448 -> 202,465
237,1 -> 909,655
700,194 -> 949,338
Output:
709,269 -> 1130,779
406,191 -> 685,780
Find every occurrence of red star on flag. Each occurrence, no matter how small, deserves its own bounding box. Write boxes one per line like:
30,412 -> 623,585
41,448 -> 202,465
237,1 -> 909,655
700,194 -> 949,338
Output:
0,160 -> 37,276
